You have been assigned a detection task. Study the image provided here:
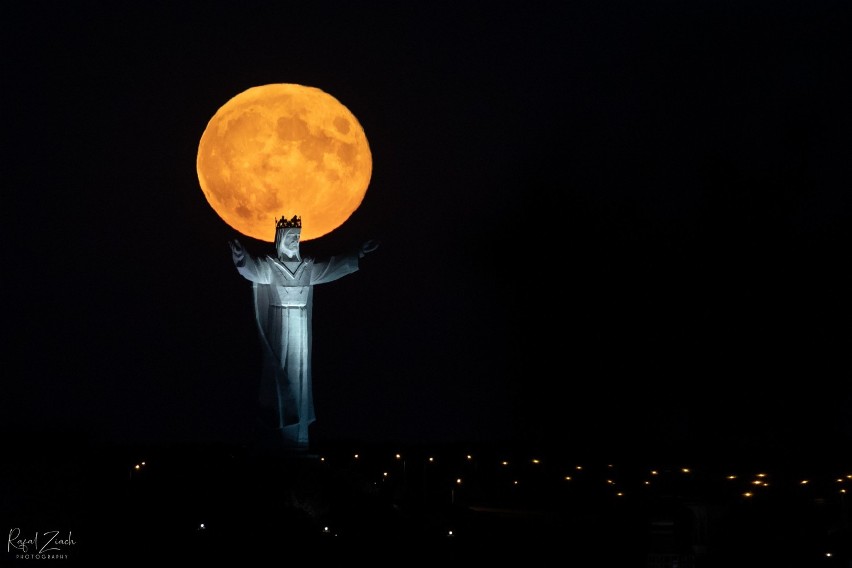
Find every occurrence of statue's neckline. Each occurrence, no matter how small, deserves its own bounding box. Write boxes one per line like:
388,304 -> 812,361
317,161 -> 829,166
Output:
271,258 -> 305,278
269,255 -> 302,265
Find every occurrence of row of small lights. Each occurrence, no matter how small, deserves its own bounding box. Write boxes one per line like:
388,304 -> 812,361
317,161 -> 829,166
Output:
329,452 -> 852,500
124,453 -> 851,554
128,452 -> 852,500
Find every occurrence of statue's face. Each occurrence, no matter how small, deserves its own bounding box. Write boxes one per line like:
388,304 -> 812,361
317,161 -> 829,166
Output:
275,228 -> 301,260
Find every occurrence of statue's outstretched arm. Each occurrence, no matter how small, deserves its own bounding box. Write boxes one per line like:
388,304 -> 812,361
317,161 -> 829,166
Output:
309,240 -> 378,285
229,239 -> 247,267
359,239 -> 381,258
229,239 -> 271,283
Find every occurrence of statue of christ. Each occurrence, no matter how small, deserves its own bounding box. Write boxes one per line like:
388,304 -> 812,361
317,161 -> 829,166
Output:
229,214 -> 379,450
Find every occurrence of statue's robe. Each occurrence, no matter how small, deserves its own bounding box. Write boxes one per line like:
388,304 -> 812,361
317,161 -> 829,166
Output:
234,253 -> 360,448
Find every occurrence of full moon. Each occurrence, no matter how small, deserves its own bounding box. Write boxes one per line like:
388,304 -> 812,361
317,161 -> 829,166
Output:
197,83 -> 372,242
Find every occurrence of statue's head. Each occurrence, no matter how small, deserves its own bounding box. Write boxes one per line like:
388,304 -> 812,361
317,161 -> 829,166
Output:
274,214 -> 302,261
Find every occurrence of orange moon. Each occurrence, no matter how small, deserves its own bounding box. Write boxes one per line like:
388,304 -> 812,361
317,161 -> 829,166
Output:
196,83 -> 372,242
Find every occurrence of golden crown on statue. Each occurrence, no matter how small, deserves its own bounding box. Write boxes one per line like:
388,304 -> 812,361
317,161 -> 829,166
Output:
275,214 -> 302,229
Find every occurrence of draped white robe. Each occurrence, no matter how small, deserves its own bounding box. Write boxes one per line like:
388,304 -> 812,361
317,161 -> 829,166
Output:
234,252 -> 360,448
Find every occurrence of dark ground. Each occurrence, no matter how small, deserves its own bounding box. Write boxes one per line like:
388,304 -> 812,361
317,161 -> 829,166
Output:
3,432 -> 851,567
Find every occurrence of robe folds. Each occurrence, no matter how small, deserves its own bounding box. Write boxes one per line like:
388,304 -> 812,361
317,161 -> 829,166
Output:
234,253 -> 360,448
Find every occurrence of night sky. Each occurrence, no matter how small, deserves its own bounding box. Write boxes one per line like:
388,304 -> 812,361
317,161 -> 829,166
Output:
2,1 -> 851,461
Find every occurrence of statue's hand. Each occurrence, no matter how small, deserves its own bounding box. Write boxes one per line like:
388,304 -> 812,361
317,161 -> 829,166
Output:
359,239 -> 380,258
229,239 -> 246,265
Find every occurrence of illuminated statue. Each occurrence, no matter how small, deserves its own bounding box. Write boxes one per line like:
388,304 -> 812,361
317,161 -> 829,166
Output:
229,214 -> 379,450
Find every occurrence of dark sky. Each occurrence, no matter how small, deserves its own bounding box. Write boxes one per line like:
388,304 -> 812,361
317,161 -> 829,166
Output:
2,1 -> 851,459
